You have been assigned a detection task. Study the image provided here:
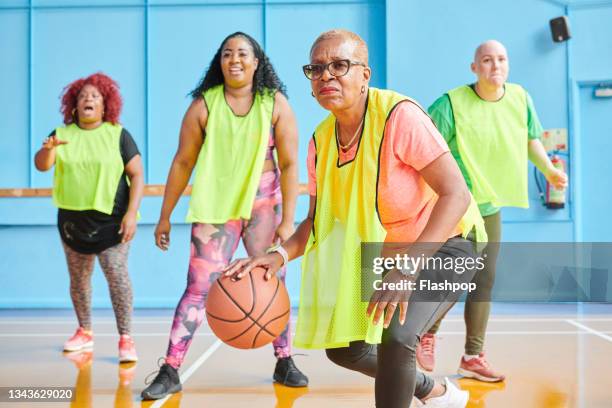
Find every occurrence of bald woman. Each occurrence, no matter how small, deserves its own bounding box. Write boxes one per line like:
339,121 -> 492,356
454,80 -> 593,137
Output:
419,40 -> 568,382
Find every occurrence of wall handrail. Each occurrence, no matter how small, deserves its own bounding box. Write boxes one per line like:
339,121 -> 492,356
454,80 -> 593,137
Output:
0,183 -> 310,198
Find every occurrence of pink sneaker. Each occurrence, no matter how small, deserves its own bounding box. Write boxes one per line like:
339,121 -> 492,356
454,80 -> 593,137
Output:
416,333 -> 436,372
458,352 -> 505,382
118,335 -> 138,363
63,328 -> 93,352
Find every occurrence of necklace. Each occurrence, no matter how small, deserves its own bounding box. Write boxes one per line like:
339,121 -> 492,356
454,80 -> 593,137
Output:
336,116 -> 365,150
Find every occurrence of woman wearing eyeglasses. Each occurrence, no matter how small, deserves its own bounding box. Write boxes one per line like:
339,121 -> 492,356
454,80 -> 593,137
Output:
224,29 -> 488,407
141,32 -> 307,400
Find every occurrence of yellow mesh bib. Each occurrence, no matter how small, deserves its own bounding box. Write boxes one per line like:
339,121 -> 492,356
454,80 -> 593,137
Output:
53,123 -> 124,215
187,85 -> 274,223
448,83 -> 529,208
295,89 -> 487,349
295,89 -> 407,349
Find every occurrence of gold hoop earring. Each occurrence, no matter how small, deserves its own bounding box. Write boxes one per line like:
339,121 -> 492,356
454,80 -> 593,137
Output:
361,85 -> 366,94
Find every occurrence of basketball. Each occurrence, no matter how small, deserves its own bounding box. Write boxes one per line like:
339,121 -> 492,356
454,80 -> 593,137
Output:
205,266 -> 290,349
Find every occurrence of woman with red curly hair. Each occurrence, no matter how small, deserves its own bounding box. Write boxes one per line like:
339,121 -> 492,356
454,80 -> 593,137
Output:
34,72 -> 144,363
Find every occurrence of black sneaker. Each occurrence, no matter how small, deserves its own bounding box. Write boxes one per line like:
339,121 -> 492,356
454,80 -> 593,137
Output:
141,363 -> 182,400
273,356 -> 309,387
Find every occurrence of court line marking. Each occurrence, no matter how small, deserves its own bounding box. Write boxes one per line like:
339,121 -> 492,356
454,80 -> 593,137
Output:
2,317 -> 612,324
150,339 -> 223,408
0,318 -> 299,324
439,331 -> 612,335
3,331 -> 612,337
0,333 -> 216,337
565,319 -> 612,343
0,320 -> 176,324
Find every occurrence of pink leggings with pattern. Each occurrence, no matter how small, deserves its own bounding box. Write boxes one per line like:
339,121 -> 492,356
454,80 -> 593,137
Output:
165,170 -> 291,368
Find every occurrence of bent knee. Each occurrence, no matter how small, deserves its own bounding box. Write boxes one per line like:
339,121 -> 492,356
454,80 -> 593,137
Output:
382,330 -> 419,352
325,344 -> 372,369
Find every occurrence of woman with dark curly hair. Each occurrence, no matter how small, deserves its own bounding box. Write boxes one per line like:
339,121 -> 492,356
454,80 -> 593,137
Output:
141,32 -> 306,400
34,72 -> 144,363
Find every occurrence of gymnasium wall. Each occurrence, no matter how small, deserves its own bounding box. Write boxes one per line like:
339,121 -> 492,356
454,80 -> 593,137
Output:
1,0 -> 610,307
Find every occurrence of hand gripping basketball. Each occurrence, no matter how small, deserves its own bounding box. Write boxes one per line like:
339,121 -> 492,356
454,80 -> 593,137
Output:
206,266 -> 290,349
223,253 -> 284,281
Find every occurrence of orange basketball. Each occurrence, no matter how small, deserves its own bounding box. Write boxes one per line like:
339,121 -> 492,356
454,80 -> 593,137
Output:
205,266 -> 290,349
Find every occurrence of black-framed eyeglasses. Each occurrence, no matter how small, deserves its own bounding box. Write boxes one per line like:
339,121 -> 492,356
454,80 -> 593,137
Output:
302,59 -> 366,80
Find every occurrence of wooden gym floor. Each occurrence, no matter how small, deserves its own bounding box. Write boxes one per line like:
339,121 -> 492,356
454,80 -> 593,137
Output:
0,303 -> 611,408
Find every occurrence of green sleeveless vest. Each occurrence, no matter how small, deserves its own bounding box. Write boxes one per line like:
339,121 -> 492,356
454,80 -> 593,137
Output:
53,122 -> 124,215
448,83 -> 529,208
186,85 -> 275,223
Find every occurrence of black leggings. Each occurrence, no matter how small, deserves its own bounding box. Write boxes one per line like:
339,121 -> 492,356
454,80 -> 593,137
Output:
325,237 -> 479,408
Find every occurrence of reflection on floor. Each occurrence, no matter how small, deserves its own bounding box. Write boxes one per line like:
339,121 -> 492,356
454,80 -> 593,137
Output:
1,304 -> 611,407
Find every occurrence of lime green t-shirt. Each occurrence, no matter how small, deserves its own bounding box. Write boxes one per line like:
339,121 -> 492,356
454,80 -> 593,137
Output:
428,84 -> 543,216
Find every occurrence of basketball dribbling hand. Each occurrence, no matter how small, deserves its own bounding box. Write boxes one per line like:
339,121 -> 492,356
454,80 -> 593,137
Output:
223,253 -> 284,281
366,269 -> 412,329
154,219 -> 171,251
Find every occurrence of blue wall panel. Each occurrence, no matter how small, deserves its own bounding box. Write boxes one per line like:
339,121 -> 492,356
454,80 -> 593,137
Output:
147,5 -> 263,184
0,223 -> 303,307
0,10 -> 30,188
265,0 -> 385,217
387,0 -> 573,236
0,0 -> 29,7
571,5 -> 612,80
502,221 -> 575,243
578,85 -> 612,241
31,6 -> 146,188
388,0 -> 567,112
0,0 -> 382,307
2,0 -> 612,307
0,225 -> 190,308
33,0 -> 144,6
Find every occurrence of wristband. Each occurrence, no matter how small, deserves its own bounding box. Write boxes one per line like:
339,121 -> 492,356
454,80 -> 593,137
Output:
267,244 -> 288,266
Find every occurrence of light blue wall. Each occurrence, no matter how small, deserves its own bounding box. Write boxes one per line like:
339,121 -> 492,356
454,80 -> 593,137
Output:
576,85 -> 612,241
1,0 -> 610,307
570,2 -> 612,80
568,1 -> 612,241
387,0 -> 573,239
0,0 -> 385,307
0,7 -> 30,187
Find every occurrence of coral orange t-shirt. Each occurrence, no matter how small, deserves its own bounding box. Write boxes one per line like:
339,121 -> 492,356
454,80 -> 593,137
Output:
307,100 -> 462,242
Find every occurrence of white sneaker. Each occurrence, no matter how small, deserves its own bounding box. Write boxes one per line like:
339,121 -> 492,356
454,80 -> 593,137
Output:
412,397 -> 425,407
422,377 -> 468,407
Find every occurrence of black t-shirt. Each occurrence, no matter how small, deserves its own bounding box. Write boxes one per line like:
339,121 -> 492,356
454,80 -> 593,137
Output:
49,127 -> 140,254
